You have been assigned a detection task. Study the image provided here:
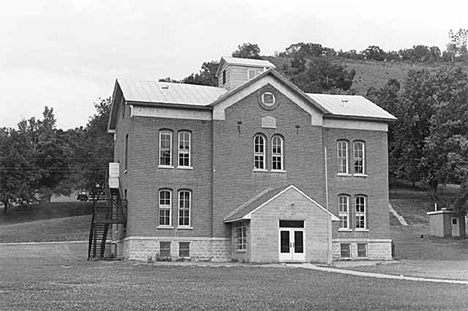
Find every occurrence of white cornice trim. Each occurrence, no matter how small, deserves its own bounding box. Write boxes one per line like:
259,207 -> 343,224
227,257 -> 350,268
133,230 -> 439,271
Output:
132,106 -> 212,121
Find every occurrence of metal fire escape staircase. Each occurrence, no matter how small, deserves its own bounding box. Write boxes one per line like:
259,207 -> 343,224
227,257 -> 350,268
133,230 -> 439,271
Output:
88,163 -> 127,260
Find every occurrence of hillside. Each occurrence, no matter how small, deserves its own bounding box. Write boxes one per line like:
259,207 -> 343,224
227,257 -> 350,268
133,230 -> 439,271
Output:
265,55 -> 444,95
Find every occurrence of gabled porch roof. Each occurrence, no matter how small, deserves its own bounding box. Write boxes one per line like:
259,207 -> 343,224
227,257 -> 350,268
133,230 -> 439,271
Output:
224,185 -> 339,223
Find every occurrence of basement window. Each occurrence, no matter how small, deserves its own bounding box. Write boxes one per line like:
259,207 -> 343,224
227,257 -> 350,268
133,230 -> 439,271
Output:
179,242 -> 190,258
357,243 -> 367,258
340,243 -> 351,259
160,241 -> 171,258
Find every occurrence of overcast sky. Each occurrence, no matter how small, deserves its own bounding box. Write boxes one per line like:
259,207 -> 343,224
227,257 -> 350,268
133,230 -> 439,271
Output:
1,0 -> 466,129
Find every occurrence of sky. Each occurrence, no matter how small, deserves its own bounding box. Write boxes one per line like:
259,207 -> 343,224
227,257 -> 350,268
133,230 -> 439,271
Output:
0,0 -> 466,130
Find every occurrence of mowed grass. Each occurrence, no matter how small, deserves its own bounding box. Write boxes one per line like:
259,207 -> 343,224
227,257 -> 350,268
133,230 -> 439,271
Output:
1,243 -> 468,311
0,201 -> 93,243
0,215 -> 91,243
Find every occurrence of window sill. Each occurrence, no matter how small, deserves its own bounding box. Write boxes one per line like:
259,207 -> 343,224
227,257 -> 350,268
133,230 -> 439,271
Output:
355,229 -> 369,232
177,226 -> 193,230
270,170 -> 286,174
177,166 -> 193,170
157,226 -> 174,229
338,228 -> 352,232
158,165 -> 174,169
236,249 -> 247,253
337,173 -> 351,177
253,169 -> 268,173
353,173 -> 368,178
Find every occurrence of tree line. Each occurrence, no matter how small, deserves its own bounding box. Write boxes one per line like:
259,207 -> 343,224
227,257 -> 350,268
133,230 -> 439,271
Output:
0,99 -> 112,213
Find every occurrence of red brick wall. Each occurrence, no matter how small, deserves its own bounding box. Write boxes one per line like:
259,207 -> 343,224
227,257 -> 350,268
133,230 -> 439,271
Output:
323,127 -> 390,240
212,85 -> 326,237
120,115 -> 214,238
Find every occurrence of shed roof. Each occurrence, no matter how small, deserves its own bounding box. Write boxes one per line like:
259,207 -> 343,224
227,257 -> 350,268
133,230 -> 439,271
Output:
117,78 -> 226,106
307,94 -> 397,121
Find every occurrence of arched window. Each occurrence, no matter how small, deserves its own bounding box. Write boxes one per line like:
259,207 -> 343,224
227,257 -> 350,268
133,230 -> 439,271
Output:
178,190 -> 191,227
254,135 -> 265,170
337,140 -> 349,174
178,131 -> 191,168
158,189 -> 172,226
353,141 -> 365,175
338,195 -> 350,229
355,195 -> 367,229
271,136 -> 284,171
159,130 -> 173,167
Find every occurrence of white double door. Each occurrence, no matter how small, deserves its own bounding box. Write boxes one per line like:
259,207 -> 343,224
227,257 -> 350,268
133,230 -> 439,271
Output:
279,228 -> 305,262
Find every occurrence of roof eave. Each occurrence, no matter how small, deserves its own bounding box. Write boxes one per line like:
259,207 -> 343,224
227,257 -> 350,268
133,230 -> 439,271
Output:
107,79 -> 120,133
126,100 -> 214,111
209,69 -> 331,114
323,114 -> 397,123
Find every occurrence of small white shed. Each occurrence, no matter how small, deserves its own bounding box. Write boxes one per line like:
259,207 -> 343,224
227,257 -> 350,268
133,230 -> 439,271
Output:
427,209 -> 466,238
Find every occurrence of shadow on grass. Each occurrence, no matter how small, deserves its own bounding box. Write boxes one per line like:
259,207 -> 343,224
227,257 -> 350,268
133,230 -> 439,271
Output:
0,202 -> 93,225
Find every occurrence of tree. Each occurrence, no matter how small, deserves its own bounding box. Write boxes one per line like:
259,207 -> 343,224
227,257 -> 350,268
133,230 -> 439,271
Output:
362,45 -> 386,61
290,58 -> 355,93
232,43 -> 262,59
181,61 -> 218,86
448,28 -> 468,61
420,66 -> 468,198
69,98 -> 114,191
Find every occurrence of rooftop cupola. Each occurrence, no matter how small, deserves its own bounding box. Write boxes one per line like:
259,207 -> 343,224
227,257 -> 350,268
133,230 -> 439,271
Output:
215,56 -> 276,91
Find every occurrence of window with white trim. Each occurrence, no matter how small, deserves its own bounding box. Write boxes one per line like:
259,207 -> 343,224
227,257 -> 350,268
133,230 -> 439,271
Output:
338,195 -> 350,229
179,242 -> 190,258
272,136 -> 284,171
178,190 -> 191,227
340,243 -> 351,258
178,131 -> 191,168
159,190 -> 172,226
353,141 -> 365,174
254,135 -> 265,170
159,131 -> 172,167
357,243 -> 367,258
355,195 -> 367,229
236,221 -> 247,251
337,140 -> 348,174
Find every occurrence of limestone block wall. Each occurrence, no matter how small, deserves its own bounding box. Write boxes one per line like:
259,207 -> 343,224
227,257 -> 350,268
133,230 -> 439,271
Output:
119,237 -> 230,262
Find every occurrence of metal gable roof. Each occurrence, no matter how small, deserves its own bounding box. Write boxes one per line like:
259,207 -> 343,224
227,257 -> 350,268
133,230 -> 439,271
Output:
117,78 -> 226,106
307,93 -> 397,121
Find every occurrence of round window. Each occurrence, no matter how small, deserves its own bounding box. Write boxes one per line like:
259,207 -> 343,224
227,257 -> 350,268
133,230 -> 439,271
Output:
261,92 -> 275,106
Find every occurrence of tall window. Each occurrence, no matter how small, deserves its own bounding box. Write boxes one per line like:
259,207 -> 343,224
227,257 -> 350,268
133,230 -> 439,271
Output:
254,135 -> 265,170
337,140 -> 348,174
124,134 -> 128,171
338,195 -> 350,229
272,136 -> 284,171
178,131 -> 191,167
178,190 -> 191,227
159,190 -> 172,226
222,70 -> 226,85
236,221 -> 247,251
353,141 -> 365,174
159,131 -> 172,166
355,195 -> 367,229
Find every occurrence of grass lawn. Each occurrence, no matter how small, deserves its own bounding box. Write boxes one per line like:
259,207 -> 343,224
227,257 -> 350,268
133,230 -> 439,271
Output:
0,215 -> 91,243
1,243 -> 468,311
0,201 -> 93,225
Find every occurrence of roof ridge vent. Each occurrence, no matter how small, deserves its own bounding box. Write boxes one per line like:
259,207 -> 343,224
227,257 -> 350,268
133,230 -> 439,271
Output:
341,98 -> 349,107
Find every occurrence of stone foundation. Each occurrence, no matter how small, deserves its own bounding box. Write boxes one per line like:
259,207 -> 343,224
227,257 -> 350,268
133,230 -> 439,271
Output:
332,239 -> 392,261
115,236 -> 231,262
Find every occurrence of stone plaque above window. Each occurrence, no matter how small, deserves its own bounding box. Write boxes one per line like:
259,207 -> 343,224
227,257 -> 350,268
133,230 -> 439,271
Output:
262,116 -> 277,129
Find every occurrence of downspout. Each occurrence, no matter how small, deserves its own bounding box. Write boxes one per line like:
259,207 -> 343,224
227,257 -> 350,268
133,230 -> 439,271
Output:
324,141 -> 331,264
